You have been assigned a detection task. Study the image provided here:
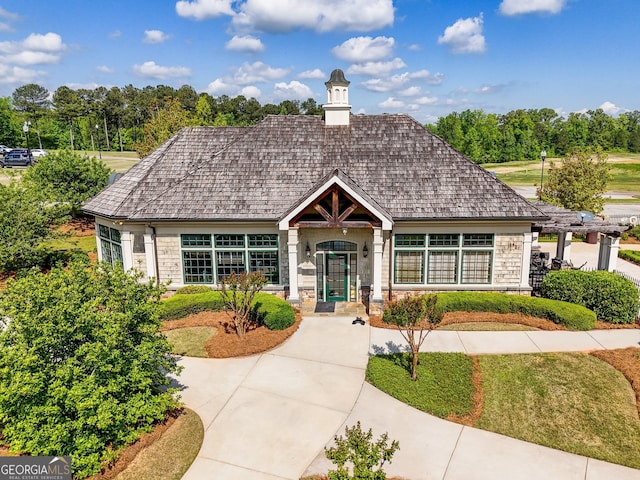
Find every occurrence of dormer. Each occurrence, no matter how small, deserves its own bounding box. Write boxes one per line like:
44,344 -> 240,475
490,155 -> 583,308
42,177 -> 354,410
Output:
323,69 -> 351,126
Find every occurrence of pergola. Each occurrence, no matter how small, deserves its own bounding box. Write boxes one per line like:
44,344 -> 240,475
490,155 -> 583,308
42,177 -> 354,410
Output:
530,201 -> 628,271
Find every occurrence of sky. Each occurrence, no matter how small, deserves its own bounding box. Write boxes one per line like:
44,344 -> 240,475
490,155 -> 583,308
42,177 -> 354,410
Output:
1,0 -> 639,123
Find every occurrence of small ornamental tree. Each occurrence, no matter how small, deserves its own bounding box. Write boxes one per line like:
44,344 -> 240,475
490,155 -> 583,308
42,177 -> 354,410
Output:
325,421 -> 399,480
0,260 -> 180,478
382,295 -> 441,381
219,270 -> 268,336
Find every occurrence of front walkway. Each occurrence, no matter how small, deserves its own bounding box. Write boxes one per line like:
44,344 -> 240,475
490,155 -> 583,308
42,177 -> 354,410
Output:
177,317 -> 640,480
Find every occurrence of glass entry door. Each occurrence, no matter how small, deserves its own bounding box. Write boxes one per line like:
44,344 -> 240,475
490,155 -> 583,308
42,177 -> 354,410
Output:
326,253 -> 348,301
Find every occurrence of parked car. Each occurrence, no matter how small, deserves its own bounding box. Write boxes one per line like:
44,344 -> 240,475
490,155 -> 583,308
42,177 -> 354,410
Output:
0,145 -> 11,154
1,149 -> 34,167
31,148 -> 48,158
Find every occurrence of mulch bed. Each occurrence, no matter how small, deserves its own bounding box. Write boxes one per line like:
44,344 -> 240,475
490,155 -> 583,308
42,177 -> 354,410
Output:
591,348 -> 640,417
162,310 -> 302,358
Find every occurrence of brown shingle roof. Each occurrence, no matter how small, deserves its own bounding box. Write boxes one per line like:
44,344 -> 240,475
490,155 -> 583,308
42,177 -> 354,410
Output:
83,114 -> 546,222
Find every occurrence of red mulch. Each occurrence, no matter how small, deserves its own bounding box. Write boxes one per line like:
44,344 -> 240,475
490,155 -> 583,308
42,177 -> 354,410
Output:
162,310 -> 302,358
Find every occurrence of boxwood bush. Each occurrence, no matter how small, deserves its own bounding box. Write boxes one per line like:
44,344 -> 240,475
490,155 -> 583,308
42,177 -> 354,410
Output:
433,291 -> 596,330
619,250 -> 640,266
158,290 -> 295,330
542,270 -> 639,324
157,291 -> 225,321
251,293 -> 296,330
175,285 -> 214,294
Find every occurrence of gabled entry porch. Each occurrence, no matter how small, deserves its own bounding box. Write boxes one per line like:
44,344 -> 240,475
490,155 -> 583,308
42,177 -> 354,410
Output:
278,169 -> 393,311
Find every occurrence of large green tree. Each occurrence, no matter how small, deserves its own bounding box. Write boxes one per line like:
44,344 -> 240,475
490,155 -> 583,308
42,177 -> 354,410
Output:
11,83 -> 50,149
540,147 -> 611,214
22,149 -> 112,216
0,181 -> 62,272
133,97 -> 193,158
0,261 -> 180,478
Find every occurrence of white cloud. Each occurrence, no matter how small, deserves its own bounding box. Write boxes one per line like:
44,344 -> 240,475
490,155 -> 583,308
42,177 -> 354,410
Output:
361,70 -> 440,93
298,69 -> 325,79
273,80 -> 314,100
408,69 -> 444,85
599,101 -> 627,116
225,35 -> 265,53
379,97 -> 405,109
241,85 -> 262,98
108,30 -> 122,39
97,65 -> 114,74
438,14 -> 486,54
332,36 -> 395,63
133,61 -> 191,79
2,51 -> 59,65
408,44 -> 421,52
144,30 -> 171,44
398,86 -> 421,97
415,96 -> 438,105
232,0 -> 393,33
476,84 -> 507,94
232,61 -> 289,85
499,0 -> 567,16
175,0 -> 234,20
23,33 -> 65,52
347,58 -> 406,76
0,23 -> 11,32
0,65 -> 43,84
205,78 -> 234,95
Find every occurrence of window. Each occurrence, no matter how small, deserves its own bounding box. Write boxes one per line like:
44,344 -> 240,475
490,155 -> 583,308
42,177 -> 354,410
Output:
393,232 -> 494,285
181,234 -> 213,284
394,251 -> 424,284
181,233 -> 279,284
461,234 -> 493,283
99,225 -> 123,266
427,251 -> 458,283
183,251 -> 214,283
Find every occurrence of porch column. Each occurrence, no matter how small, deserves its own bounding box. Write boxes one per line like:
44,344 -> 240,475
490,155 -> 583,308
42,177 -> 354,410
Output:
597,234 -> 620,272
287,228 -> 300,303
144,227 -> 157,281
371,227 -> 384,302
120,231 -> 134,271
520,231 -> 533,288
555,231 -> 572,261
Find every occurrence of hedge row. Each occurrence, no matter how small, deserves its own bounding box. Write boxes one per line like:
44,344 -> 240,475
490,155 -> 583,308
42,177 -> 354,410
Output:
157,290 -> 295,330
618,250 -> 640,266
541,270 -> 639,324
432,291 -> 596,330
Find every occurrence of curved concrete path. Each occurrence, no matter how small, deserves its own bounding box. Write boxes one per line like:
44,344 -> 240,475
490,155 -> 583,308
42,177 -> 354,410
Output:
176,318 -> 640,480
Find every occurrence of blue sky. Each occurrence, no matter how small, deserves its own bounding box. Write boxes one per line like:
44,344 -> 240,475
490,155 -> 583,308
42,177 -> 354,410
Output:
0,0 -> 639,123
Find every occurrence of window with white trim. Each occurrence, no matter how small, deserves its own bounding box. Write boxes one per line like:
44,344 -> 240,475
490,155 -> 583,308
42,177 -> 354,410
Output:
99,224 -> 123,267
180,233 -> 279,284
393,233 -> 494,285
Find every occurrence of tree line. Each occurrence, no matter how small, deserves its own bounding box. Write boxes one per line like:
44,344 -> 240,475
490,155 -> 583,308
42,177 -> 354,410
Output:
427,108 -> 640,163
3,82 -> 640,162
1,83 -> 323,156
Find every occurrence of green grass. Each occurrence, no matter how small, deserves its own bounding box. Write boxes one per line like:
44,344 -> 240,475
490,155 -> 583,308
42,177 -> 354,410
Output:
164,326 -> 217,357
114,408 -> 203,480
45,234 -> 96,254
477,353 -> 640,469
369,351 -> 640,469
366,352 -> 475,418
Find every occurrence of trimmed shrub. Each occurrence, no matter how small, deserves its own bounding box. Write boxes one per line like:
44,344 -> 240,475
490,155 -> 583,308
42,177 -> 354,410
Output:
158,291 -> 225,320
175,285 -> 214,294
542,270 -> 639,324
158,290 -> 295,330
252,293 -> 296,330
434,291 -> 596,330
619,250 -> 640,266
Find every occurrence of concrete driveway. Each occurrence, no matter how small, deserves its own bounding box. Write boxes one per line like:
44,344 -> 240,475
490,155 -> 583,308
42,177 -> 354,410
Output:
176,317 -> 640,480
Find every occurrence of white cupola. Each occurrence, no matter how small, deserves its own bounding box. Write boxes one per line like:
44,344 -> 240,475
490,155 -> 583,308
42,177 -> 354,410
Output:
323,69 -> 351,126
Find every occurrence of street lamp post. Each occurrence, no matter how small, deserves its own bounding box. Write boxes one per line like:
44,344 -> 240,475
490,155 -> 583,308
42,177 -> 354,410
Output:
95,124 -> 101,159
539,150 -> 547,200
22,121 -> 31,153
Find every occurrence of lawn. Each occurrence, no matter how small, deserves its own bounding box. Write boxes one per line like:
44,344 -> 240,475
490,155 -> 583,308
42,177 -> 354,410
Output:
367,350 -> 640,469
164,326 -> 217,357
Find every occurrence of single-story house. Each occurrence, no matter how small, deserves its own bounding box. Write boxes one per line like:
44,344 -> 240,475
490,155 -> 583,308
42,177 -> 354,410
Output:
83,69 -> 548,313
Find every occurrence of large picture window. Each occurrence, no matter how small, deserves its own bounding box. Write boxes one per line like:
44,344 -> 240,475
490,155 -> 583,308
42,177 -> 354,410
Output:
99,224 -> 123,267
181,233 -> 279,284
393,233 -> 494,285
